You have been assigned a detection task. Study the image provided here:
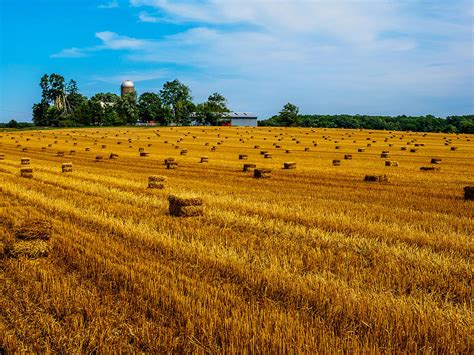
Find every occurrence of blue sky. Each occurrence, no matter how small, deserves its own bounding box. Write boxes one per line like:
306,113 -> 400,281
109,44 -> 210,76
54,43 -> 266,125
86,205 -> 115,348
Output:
0,0 -> 473,122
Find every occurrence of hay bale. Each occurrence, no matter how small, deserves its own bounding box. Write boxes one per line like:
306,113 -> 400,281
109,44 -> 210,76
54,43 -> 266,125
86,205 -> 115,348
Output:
109,153 -> 119,159
0,154 -> 5,160
283,162 -> 296,169
95,155 -> 103,162
380,153 -> 390,158
164,158 -> 175,165
5,240 -> 50,259
344,154 -> 352,160
254,145 -> 261,149
61,162 -> 73,173
239,154 -> 248,160
364,175 -> 388,183
464,186 -> 474,200
20,158 -> 30,165
14,219 -> 52,240
264,153 -> 272,159
166,162 -> 178,169
410,149 -> 418,153
420,166 -> 440,171
140,152 -> 150,157
168,194 -> 203,217
243,163 -> 257,172
260,150 -> 268,155
57,151 -> 65,157
69,150 -> 76,155
366,143 -> 372,147
385,161 -> 398,167
335,146 -> 341,150
200,156 -> 209,163
20,168 -> 33,178
401,147 -> 407,151
22,148 -> 28,152
101,145 -> 107,149
211,146 -> 217,152
305,147 -> 311,151
450,147 -> 458,151
431,158 -> 442,164
85,147 -> 91,151
285,149 -> 292,153
357,148 -> 365,152
332,160 -> 341,166
254,168 -> 272,178
180,149 -> 188,156
148,175 -> 166,189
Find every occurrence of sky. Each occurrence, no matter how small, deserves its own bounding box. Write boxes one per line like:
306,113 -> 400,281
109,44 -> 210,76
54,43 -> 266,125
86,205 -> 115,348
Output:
0,0 -> 473,123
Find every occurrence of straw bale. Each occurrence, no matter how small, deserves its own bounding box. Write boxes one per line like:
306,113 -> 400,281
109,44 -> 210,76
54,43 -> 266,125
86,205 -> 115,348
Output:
254,168 -> 271,178
464,186 -> 474,200
243,163 -> 257,172
148,175 -> 166,189
168,194 -> 203,217
62,163 -> 73,173
14,219 -> 52,240
364,175 -> 388,183
5,240 -> 50,259
20,168 -> 33,178
420,166 -> 440,171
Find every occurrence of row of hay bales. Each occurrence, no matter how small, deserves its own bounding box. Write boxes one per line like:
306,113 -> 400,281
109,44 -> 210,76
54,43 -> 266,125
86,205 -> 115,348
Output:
5,154 -> 472,199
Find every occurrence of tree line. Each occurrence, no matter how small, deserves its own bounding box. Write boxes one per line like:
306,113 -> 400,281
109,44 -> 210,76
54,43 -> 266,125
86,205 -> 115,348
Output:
258,103 -> 474,134
30,74 -> 230,127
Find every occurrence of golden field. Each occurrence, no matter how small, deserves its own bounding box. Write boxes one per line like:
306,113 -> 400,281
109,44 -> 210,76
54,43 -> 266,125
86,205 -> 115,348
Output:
0,126 -> 473,353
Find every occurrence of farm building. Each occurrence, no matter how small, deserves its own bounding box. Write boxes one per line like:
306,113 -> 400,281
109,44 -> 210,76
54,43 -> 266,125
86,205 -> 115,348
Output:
222,112 -> 258,126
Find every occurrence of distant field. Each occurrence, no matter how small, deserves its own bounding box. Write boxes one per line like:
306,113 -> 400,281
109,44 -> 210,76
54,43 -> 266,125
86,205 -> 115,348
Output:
0,126 -> 473,352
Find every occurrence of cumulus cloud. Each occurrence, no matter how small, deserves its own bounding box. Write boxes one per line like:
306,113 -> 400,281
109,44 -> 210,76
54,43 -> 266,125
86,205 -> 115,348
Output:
52,0 -> 473,116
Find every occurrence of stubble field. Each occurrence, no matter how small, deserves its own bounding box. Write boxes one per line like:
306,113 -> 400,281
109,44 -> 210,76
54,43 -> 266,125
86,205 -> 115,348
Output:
0,126 -> 473,352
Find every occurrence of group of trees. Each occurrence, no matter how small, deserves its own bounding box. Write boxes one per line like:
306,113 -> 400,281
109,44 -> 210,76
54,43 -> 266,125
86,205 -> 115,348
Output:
259,103 -> 474,134
31,75 -> 230,127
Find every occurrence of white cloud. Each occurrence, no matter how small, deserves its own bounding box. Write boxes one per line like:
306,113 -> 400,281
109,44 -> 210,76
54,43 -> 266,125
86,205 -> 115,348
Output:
98,1 -> 119,9
92,69 -> 169,83
51,47 -> 89,58
138,11 -> 160,23
52,1 -> 473,116
95,31 -> 151,50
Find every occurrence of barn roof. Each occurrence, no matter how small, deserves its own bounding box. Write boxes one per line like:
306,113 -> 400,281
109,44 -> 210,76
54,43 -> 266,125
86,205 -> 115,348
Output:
225,112 -> 257,119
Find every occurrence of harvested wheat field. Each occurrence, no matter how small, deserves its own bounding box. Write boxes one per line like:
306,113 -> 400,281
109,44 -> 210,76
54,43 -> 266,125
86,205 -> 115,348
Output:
0,127 -> 473,352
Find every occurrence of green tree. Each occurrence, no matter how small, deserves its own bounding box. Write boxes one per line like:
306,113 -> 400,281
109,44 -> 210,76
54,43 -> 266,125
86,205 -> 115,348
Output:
159,79 -> 193,125
6,120 -> 18,128
205,92 -> 230,125
138,92 -> 171,125
118,92 -> 138,125
32,101 -> 50,126
89,93 -> 121,125
278,103 -> 299,127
